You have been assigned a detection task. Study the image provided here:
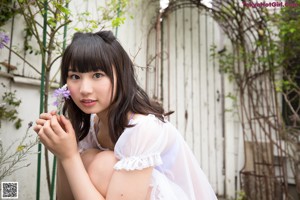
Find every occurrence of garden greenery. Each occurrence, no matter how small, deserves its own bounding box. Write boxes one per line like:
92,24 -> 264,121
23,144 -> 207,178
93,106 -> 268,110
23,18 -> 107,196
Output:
0,83 -> 22,129
0,84 -> 37,182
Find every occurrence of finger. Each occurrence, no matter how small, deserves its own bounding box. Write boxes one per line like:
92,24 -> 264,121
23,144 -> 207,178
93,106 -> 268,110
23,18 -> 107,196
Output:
56,114 -> 62,123
35,118 -> 47,126
60,115 -> 73,133
43,120 -> 58,140
38,126 -> 51,145
56,115 -> 65,129
50,115 -> 65,136
33,124 -> 43,133
39,112 -> 53,120
50,110 -> 57,115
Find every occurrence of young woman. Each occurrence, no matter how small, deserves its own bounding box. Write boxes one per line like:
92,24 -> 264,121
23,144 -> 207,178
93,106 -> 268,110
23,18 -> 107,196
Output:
34,30 -> 218,200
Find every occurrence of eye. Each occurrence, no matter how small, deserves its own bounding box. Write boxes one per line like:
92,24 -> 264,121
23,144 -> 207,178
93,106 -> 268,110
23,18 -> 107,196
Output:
93,72 -> 104,79
68,74 -> 80,80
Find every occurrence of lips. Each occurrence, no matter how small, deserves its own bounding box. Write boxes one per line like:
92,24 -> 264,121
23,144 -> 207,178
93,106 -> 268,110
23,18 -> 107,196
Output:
80,99 -> 97,107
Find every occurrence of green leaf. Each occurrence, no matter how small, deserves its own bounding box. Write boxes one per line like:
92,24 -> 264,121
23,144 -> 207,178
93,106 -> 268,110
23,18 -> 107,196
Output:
57,4 -> 71,15
112,17 -> 126,27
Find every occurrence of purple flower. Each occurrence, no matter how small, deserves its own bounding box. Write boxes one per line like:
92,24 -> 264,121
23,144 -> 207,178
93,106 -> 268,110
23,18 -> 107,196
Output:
53,101 -> 59,107
0,32 -> 10,49
28,121 -> 33,128
53,85 -> 71,98
52,84 -> 70,111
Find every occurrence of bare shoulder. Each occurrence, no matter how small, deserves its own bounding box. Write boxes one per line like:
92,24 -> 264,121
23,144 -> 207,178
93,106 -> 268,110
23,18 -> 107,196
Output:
131,113 -> 147,120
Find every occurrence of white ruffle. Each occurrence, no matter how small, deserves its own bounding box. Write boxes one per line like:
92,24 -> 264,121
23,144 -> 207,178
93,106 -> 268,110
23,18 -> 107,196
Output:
114,153 -> 162,171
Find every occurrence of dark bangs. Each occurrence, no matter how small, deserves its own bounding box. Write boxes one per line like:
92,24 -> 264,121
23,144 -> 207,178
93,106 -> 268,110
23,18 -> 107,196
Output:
61,32 -> 114,84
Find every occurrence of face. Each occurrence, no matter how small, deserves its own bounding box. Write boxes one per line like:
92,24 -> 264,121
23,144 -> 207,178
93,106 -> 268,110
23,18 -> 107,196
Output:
67,68 -> 116,116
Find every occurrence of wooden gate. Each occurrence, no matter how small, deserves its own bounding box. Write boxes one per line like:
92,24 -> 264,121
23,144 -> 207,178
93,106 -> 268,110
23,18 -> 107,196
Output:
144,4 -> 226,197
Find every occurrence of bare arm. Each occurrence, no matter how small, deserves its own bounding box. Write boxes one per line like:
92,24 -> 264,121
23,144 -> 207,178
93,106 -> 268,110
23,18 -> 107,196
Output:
56,159 -> 74,200
37,115 -> 103,200
60,154 -> 104,200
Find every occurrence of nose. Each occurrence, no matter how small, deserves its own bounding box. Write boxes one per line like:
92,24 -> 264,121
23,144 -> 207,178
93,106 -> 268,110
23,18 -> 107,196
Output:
80,79 -> 93,95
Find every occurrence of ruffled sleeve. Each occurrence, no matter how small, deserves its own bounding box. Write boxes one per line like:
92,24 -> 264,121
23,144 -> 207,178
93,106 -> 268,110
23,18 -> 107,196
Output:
114,115 -> 168,171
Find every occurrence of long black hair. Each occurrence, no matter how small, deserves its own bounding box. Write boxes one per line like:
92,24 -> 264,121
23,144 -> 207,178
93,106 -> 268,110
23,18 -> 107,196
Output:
61,30 -> 171,144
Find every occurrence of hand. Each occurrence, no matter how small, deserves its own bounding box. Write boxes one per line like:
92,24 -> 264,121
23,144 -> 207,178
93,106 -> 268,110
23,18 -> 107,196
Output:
33,111 -> 57,134
38,115 -> 78,161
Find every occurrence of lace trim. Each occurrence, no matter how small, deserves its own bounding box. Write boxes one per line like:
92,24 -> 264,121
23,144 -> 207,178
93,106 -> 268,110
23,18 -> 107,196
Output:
114,153 -> 162,171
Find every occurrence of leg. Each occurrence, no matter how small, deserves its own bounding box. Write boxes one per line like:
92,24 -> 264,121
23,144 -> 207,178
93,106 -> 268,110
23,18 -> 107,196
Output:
82,150 -> 152,199
87,151 -> 118,197
87,151 -> 153,199
81,148 -> 102,169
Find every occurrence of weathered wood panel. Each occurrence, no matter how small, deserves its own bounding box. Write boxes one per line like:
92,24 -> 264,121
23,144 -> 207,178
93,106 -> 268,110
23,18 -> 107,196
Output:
155,6 -> 229,196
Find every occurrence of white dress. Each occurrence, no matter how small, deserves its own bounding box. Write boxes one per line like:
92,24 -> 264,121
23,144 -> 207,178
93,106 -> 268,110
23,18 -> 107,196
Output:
79,114 -> 218,200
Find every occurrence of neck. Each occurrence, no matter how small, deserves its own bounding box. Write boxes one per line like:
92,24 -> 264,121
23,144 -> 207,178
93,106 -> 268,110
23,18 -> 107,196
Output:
96,111 -> 134,130
96,112 -> 109,128
95,112 -> 113,149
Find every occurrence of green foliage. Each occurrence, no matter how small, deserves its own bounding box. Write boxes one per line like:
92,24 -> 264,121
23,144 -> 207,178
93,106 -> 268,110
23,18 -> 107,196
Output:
0,0 -> 18,26
74,11 -> 101,32
0,83 -> 22,129
47,1 -> 71,29
23,27 -> 37,55
209,1 -> 300,196
235,190 -> 246,200
112,16 -> 126,28
277,1 -> 300,74
275,80 -> 297,93
101,0 -> 129,28
0,83 -> 34,182
75,0 -> 130,32
210,45 -> 237,82
17,0 -> 72,55
225,190 -> 246,200
19,0 -> 131,55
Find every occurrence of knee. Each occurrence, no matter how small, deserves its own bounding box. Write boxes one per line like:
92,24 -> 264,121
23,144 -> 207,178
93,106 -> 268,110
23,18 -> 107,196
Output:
87,151 -> 117,176
87,151 -> 117,196
81,148 -> 101,169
